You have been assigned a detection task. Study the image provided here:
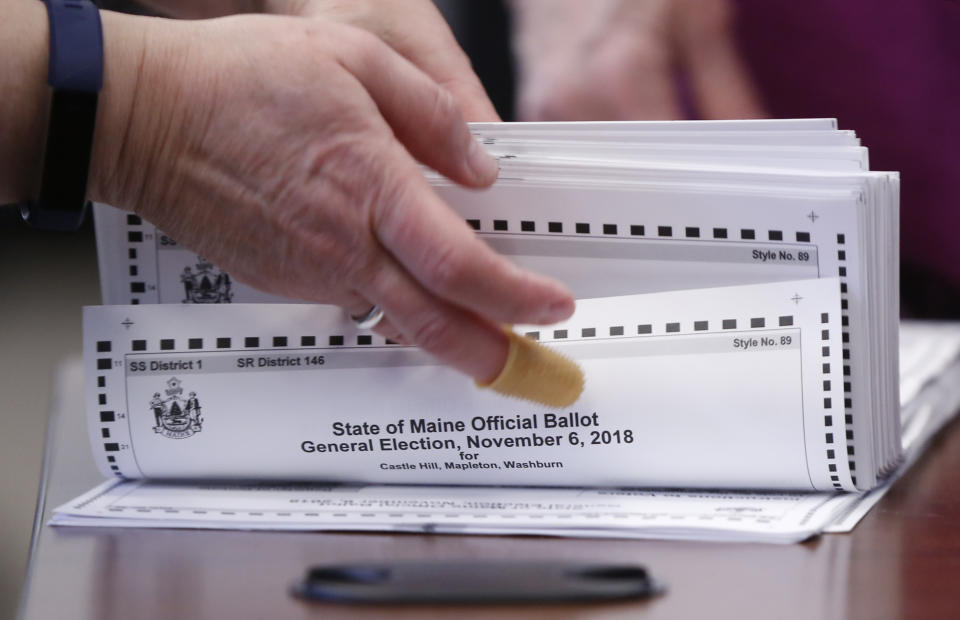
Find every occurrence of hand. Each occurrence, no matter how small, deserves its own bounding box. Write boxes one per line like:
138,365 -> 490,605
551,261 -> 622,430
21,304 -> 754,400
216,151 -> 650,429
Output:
90,12 -> 574,381
133,0 -> 500,121
510,0 -> 766,121
262,0 -> 500,122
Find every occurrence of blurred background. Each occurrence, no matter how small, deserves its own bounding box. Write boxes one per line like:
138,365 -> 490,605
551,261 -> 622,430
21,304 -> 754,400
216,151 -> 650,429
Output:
0,215 -> 99,618
2,1 -> 957,617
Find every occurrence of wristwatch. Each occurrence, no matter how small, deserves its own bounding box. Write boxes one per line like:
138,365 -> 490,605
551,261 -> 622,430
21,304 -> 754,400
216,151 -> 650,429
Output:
19,0 -> 103,232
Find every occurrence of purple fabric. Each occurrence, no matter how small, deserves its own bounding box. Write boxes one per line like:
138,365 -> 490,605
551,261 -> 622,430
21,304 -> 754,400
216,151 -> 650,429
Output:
734,0 -> 960,292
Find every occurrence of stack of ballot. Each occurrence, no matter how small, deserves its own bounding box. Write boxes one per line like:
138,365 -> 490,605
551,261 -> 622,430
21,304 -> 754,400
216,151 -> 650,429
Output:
52,119 -> 950,544
52,321 -> 960,543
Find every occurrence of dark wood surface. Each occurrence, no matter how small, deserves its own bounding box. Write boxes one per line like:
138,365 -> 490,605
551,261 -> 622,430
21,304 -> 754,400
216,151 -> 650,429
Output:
17,362 -> 960,620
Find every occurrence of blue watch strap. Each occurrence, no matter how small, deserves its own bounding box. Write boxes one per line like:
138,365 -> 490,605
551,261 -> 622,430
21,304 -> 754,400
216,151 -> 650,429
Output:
20,0 -> 103,232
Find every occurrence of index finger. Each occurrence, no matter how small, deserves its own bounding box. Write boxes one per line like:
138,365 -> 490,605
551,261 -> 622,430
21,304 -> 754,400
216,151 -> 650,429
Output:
372,155 -> 575,327
339,28 -> 498,188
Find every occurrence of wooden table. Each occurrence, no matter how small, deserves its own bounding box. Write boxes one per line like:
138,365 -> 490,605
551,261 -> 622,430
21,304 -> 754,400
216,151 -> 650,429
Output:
17,361 -> 960,619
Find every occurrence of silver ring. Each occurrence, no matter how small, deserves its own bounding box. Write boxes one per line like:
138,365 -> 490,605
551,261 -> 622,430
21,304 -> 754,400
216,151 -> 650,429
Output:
351,305 -> 384,330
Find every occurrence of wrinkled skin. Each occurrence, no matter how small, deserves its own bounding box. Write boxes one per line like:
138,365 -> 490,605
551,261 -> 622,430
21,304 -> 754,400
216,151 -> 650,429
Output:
136,0 -> 500,121
264,0 -> 499,122
89,10 -> 574,383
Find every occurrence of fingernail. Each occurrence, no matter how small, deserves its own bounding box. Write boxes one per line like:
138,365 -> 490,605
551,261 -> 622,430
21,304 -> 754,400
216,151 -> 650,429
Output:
468,139 -> 499,184
538,297 -> 575,324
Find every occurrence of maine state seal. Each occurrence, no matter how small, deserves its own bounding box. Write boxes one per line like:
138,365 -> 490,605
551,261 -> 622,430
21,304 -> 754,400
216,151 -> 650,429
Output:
180,257 -> 233,304
150,377 -> 203,439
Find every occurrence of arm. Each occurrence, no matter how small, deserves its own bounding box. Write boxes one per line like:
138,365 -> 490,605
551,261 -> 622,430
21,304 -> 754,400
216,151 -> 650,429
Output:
0,1 -> 46,203
0,2 -> 144,205
2,0 -> 572,382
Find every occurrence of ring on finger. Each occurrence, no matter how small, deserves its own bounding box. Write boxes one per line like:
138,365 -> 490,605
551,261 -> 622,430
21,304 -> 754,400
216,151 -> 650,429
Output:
351,305 -> 385,330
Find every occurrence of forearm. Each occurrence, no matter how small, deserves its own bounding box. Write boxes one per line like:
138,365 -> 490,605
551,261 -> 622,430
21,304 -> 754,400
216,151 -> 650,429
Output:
0,0 -> 177,209
89,11 -> 179,209
0,1 -> 49,203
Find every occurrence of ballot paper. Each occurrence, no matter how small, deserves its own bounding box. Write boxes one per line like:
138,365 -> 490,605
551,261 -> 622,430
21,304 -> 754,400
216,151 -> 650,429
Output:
80,279 -> 850,490
72,119 -> 910,542
91,119 -> 901,489
469,119 -> 869,170
52,322 -> 960,544
93,119 -> 880,308
51,482 -> 854,544
93,181 -> 898,489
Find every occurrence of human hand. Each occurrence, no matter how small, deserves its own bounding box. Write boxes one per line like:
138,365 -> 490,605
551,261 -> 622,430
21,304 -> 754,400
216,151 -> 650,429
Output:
510,0 -> 766,121
90,12 -> 574,382
262,0 -> 500,122
133,0 -> 500,121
